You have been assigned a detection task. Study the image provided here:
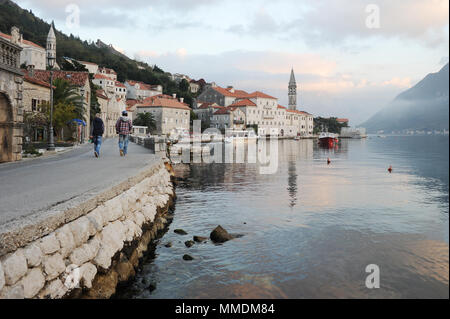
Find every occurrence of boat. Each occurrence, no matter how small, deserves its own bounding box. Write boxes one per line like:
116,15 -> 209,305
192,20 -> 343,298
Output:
294,136 -> 301,141
318,132 -> 339,147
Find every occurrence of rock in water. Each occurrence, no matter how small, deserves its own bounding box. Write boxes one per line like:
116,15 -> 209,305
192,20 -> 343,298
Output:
174,229 -> 188,235
183,254 -> 194,261
184,240 -> 195,248
193,236 -> 208,243
164,242 -> 172,248
210,225 -> 233,243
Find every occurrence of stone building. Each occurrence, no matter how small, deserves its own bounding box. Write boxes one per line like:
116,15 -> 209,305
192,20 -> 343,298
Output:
193,102 -> 223,127
95,89 -> 124,138
135,94 -> 190,135
288,68 -> 297,110
210,106 -> 246,131
22,69 -> 91,141
0,33 -> 24,163
196,85 -> 249,108
22,69 -> 52,141
0,27 -> 46,70
46,24 -> 56,69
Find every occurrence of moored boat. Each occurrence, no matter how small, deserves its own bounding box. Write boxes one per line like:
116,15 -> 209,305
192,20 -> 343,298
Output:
318,132 -> 339,147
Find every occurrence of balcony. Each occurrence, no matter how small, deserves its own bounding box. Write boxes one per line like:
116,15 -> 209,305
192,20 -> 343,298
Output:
233,119 -> 245,124
0,36 -> 22,75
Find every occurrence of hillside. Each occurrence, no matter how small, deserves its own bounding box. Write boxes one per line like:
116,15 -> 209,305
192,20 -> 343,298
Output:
362,63 -> 449,133
0,0 -> 195,105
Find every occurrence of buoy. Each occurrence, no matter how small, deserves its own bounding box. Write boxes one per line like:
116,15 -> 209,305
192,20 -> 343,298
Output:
327,158 -> 331,165
388,165 -> 392,173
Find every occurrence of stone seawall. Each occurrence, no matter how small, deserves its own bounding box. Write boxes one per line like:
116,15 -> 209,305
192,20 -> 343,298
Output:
0,160 -> 175,299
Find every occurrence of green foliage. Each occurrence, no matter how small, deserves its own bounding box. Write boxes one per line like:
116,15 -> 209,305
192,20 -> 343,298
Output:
89,82 -> 101,121
52,78 -> 84,120
48,101 -> 77,139
313,117 -> 348,134
133,112 -> 156,133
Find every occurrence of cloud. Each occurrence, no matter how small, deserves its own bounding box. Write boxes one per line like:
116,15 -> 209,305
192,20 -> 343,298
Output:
225,0 -> 449,48
382,77 -> 412,88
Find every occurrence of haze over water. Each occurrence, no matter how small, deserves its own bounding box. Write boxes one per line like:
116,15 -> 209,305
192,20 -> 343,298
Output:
117,135 -> 449,298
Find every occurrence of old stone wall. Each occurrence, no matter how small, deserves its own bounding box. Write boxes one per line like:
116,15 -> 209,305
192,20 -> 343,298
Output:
0,161 -> 174,299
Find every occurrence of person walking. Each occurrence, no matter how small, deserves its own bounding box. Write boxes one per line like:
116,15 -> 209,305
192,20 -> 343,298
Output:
116,110 -> 133,157
90,113 -> 104,158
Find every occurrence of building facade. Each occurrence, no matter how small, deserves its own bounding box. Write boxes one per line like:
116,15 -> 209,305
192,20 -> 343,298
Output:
0,27 -> 46,70
125,80 -> 163,100
0,34 -> 24,163
135,94 -> 190,135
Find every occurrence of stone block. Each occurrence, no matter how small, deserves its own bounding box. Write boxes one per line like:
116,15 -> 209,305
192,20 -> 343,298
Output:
23,243 -> 43,267
38,279 -> 67,299
42,253 -> 66,281
1,250 -> 28,285
55,224 -> 76,258
86,206 -> 104,231
69,216 -> 91,247
20,267 -> 45,299
39,233 -> 60,255
69,237 -> 100,266
79,263 -> 97,289
0,283 -> 24,299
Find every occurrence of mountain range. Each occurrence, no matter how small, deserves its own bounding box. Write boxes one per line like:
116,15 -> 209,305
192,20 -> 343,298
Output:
362,63 -> 449,133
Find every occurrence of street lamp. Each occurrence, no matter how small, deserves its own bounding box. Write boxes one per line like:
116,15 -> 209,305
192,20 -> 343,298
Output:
47,52 -> 56,151
80,88 -> 85,143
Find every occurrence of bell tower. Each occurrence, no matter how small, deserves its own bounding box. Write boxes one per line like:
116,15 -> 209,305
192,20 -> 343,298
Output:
46,22 -> 56,68
288,68 -> 297,110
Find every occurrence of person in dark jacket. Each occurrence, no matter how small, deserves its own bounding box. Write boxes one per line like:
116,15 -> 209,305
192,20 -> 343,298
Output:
91,113 -> 104,158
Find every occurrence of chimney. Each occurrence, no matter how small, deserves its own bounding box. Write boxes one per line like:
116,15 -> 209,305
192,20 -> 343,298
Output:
27,64 -> 35,77
172,93 -> 176,99
180,97 -> 184,103
227,86 -> 234,93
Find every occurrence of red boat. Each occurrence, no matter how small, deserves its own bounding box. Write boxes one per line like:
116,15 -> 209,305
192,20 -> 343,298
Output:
318,132 -> 339,148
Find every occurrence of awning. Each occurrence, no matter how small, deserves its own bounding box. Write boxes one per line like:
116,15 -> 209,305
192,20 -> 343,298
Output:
69,119 -> 86,126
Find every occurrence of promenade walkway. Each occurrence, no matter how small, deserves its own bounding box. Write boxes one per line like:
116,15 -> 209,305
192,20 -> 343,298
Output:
0,138 -> 157,228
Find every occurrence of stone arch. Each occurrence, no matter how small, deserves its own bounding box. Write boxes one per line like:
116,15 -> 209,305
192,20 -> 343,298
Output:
0,92 -> 13,163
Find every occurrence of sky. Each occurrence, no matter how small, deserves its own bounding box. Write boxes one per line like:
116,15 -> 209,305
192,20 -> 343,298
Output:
15,0 -> 449,124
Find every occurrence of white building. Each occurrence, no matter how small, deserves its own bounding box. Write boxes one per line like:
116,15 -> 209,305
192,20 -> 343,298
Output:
0,27 -> 46,70
210,106 -> 246,131
78,60 -> 99,74
125,80 -> 163,100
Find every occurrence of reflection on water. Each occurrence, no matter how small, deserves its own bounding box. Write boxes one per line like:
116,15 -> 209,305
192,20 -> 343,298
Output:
117,136 -> 449,299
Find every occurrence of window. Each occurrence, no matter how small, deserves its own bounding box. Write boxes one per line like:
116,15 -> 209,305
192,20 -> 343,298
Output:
31,99 -> 38,111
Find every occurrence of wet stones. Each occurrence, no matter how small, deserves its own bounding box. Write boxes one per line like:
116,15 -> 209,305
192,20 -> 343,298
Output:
182,254 -> 194,261
184,241 -> 195,248
174,229 -> 188,235
210,225 -> 233,243
193,236 -> 208,243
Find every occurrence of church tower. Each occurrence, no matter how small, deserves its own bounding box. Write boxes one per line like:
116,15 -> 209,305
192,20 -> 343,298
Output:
46,22 -> 56,68
288,68 -> 297,110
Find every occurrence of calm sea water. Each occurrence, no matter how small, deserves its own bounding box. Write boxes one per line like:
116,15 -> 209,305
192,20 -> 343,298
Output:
117,135 -> 449,299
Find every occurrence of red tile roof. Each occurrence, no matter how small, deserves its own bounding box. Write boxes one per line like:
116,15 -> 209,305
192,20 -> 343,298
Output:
99,67 -> 117,75
136,94 -> 191,110
198,102 -> 214,109
115,81 -> 126,88
23,69 -> 89,87
247,91 -> 277,100
229,99 -> 256,107
277,104 -> 287,109
93,74 -> 111,80
213,108 -> 231,115
211,86 -> 250,98
337,118 -> 349,123
23,74 -> 54,89
0,32 -> 44,49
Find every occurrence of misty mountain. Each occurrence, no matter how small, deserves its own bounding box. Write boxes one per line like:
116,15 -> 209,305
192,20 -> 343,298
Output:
362,63 -> 449,133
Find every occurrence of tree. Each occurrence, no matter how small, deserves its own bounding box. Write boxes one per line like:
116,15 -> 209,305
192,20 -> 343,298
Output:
48,101 -> 77,140
179,79 -> 190,93
52,78 -> 85,120
313,117 -> 347,134
133,112 -> 156,134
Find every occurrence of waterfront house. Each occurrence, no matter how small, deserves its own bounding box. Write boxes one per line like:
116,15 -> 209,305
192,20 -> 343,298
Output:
135,94 -> 190,135
125,80 -> 163,100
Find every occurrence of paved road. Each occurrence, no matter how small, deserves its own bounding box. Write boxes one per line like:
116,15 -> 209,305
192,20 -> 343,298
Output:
0,138 -> 157,226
